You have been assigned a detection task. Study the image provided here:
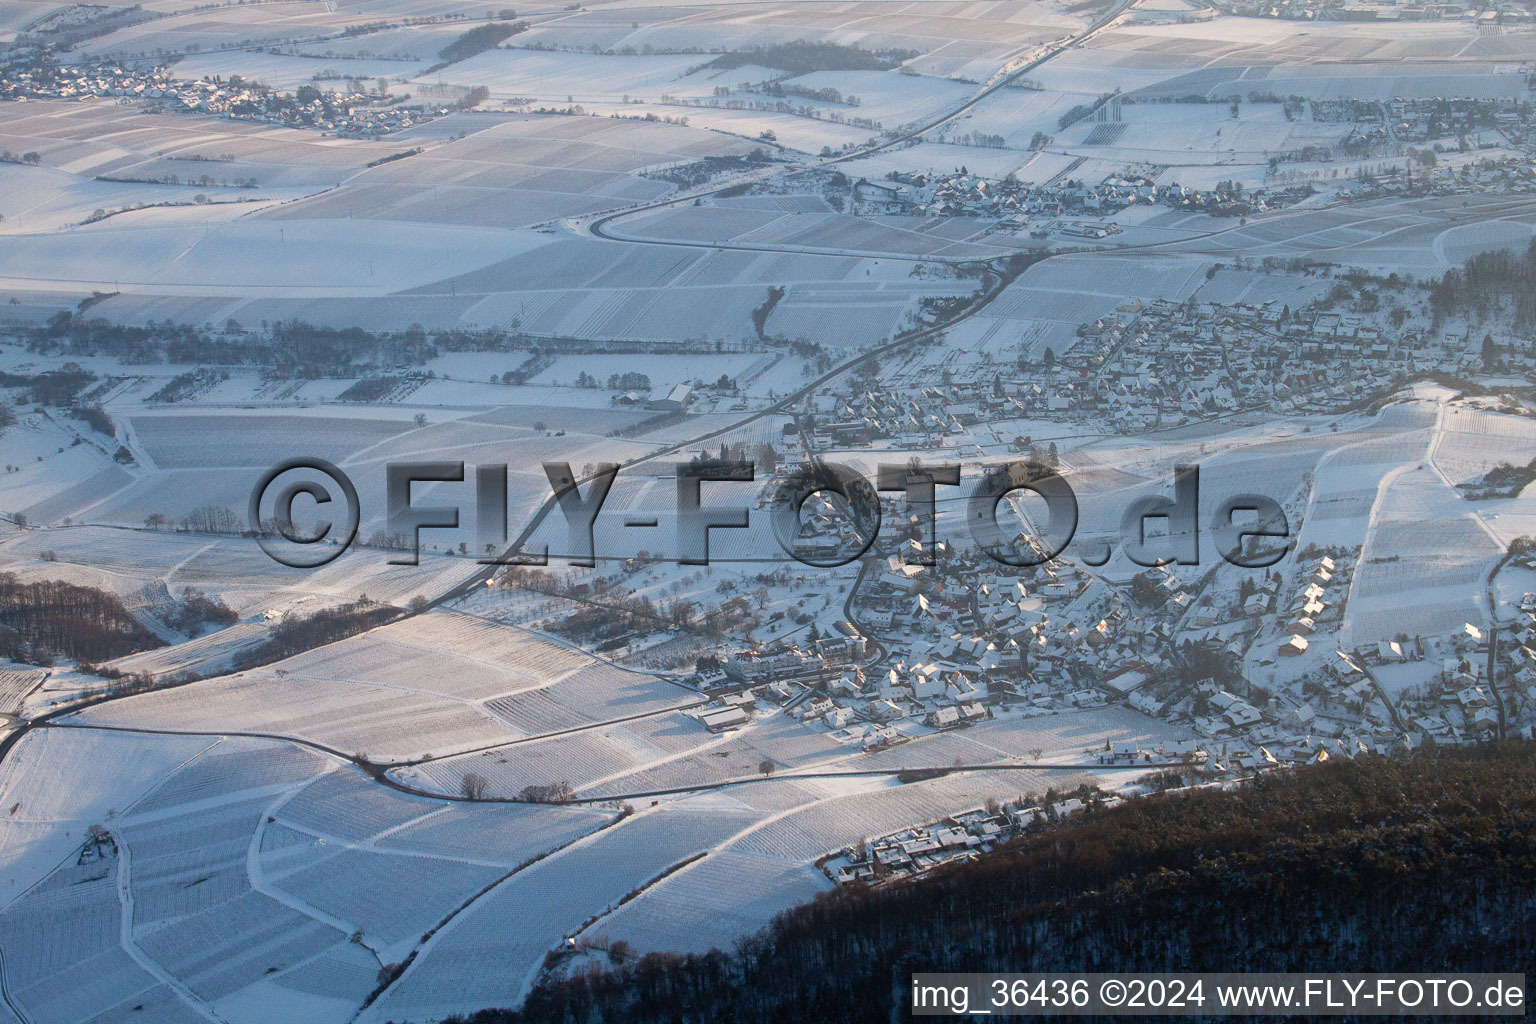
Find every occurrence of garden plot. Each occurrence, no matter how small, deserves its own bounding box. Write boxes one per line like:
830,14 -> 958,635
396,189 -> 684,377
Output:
1345,465 -> 1502,645
519,1 -> 1076,75
528,351 -> 761,388
276,848 -> 503,959
410,709 -> 714,798
361,797 -> 763,1023
174,51 -> 425,92
783,69 -> 975,131
1434,220 -> 1536,270
0,214 -> 548,298
275,627 -> 550,704
0,664 -> 46,715
1192,267 -> 1337,308
599,100 -> 876,154
74,2 -> 365,58
17,463 -> 135,527
517,0 -> 1075,65
446,238 -> 943,346
967,707 -> 1183,763
130,411 -> 410,470
103,621 -> 270,680
622,205 -> 1011,260
1054,103 -> 1341,169
579,713 -> 847,798
291,20 -> 471,60
72,669 -> 516,761
0,851 -> 186,1024
123,793 -> 275,930
265,114 -> 747,230
374,799 -> 615,865
0,161 -> 287,236
0,420 -> 119,522
1294,431 -> 1431,552
1094,17 -> 1480,67
215,940 -> 382,1024
586,848 -> 831,956
949,85 -> 1098,151
1430,405 -> 1536,488
277,768 -> 440,843
0,727 -> 213,907
482,663 -> 697,738
385,613 -> 590,679
136,888 -> 347,1004
422,49 -> 703,105
0,99 -> 397,189
127,738 -> 328,816
0,522 -> 474,622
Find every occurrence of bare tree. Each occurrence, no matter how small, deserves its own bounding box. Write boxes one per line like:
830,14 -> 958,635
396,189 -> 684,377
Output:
460,772 -> 489,800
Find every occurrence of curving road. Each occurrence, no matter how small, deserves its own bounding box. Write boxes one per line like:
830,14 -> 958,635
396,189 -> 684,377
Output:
586,0 -> 1137,259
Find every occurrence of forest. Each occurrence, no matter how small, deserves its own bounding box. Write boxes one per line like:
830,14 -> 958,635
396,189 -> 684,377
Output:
450,742 -> 1536,1024
0,572 -> 160,662
1429,238 -> 1536,332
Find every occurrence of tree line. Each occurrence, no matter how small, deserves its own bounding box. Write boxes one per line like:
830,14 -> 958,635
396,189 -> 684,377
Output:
1430,238 -> 1536,333
0,572 -> 160,663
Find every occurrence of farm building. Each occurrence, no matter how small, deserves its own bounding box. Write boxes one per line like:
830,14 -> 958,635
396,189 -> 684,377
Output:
699,706 -> 748,732
647,383 -> 694,412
